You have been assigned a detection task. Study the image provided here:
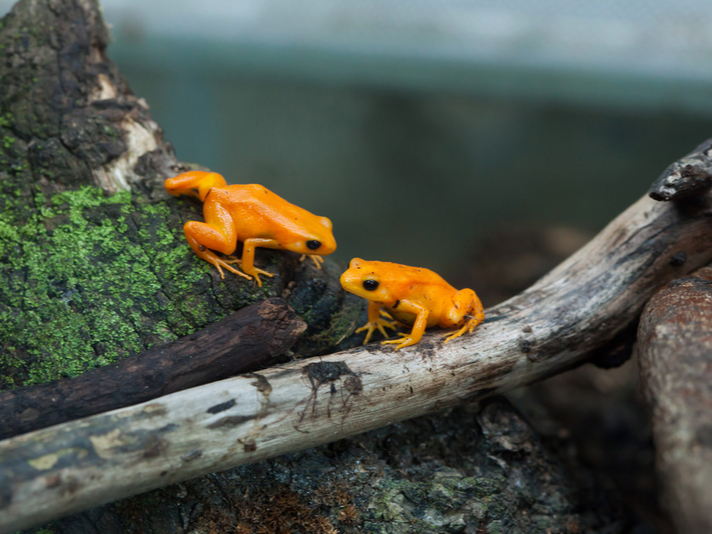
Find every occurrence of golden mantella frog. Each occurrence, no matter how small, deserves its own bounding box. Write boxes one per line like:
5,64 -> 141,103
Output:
165,171 -> 337,286
340,258 -> 484,350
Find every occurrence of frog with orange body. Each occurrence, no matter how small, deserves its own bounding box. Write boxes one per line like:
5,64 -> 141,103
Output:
340,258 -> 484,350
165,171 -> 336,286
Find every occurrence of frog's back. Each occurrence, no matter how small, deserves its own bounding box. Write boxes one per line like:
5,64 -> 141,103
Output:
377,262 -> 456,301
215,184 -> 305,218
218,184 -> 279,205
381,264 -> 456,326
211,184 -> 332,245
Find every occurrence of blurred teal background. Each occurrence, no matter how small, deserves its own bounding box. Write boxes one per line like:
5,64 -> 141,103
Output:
6,0 -> 712,279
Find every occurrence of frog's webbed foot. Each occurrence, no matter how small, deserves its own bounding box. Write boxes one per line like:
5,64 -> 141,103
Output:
381,332 -> 418,351
225,256 -> 274,287
443,315 -> 483,343
355,318 -> 398,345
299,254 -> 325,269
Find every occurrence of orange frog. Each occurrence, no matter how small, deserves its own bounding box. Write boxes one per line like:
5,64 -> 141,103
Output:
165,171 -> 336,286
340,258 -> 484,350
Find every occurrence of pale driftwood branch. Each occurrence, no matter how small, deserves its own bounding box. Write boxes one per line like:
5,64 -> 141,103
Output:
3,191 -> 712,532
649,137 -> 712,201
0,298 -> 306,441
637,268 -> 712,534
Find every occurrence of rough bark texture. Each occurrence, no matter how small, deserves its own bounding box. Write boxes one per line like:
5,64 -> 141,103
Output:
0,0 -> 361,394
0,298 -> 306,440
32,398 -> 633,534
649,138 -> 712,201
637,267 -> 712,534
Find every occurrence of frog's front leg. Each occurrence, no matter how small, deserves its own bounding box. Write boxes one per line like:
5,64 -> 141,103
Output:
443,288 -> 485,343
235,238 -> 278,287
381,300 -> 429,351
355,301 -> 397,344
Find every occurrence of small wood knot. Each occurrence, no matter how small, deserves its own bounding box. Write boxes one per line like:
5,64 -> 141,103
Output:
241,439 -> 257,452
669,251 -> 687,266
519,339 -> 532,354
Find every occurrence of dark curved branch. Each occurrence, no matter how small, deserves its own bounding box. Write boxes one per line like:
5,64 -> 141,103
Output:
0,298 -> 305,441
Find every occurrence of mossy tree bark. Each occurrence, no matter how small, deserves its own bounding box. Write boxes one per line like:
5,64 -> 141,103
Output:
0,0 -> 360,393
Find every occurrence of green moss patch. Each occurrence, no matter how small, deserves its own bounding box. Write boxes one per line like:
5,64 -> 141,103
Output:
0,186 -> 280,389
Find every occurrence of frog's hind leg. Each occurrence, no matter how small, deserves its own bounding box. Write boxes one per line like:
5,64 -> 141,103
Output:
443,289 -> 484,343
165,171 -> 228,201
184,223 -> 251,280
183,201 -> 250,280
381,300 -> 428,351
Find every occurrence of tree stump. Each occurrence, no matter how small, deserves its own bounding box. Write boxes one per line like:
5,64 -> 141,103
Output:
638,267 -> 712,534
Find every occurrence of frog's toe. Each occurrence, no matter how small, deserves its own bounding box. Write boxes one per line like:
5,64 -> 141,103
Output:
443,327 -> 467,343
444,317 -> 482,343
356,319 -> 397,345
376,321 -> 397,339
208,256 -> 252,281
251,267 -> 274,278
300,254 -> 325,269
355,325 -> 374,345
251,270 -> 276,288
381,334 -> 415,351
379,309 -> 394,320
225,257 -> 274,282
355,324 -> 370,335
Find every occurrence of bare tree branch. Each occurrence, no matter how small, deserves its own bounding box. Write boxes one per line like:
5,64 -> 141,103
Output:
3,189 -> 712,532
649,138 -> 712,201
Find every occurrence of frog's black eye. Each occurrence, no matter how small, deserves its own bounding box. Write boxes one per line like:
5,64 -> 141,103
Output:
306,240 -> 321,250
363,279 -> 379,291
